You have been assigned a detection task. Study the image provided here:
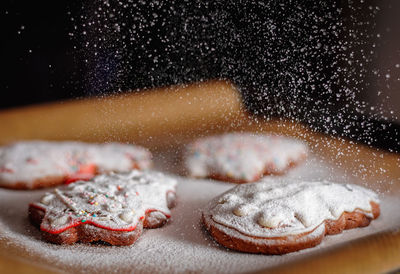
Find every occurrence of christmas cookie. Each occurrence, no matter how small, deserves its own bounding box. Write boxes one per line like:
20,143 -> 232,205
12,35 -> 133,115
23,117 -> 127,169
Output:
185,133 -> 307,183
29,170 -> 177,245
0,141 -> 152,189
202,179 -> 380,254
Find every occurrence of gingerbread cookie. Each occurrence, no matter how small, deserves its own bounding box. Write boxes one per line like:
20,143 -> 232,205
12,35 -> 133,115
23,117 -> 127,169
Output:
29,170 -> 177,245
185,133 -> 307,183
0,141 -> 152,189
202,179 -> 380,254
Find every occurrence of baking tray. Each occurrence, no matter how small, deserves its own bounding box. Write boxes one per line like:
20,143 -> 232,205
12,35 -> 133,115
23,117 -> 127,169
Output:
0,80 -> 399,273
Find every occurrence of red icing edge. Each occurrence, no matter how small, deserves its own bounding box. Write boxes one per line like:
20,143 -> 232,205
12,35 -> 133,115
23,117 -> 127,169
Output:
0,167 -> 14,173
30,203 -> 171,235
64,173 -> 94,185
64,163 -> 97,184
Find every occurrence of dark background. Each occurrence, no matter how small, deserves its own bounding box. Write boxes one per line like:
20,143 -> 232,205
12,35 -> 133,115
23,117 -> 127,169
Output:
1,1 -> 399,151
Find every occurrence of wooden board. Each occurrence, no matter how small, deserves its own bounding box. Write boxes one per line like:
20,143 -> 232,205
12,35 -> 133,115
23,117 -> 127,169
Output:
0,80 -> 399,273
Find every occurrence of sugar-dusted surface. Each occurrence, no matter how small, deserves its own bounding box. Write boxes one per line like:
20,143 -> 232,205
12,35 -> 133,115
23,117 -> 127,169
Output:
0,151 -> 399,273
206,180 -> 378,238
32,170 -> 177,234
185,133 -> 307,182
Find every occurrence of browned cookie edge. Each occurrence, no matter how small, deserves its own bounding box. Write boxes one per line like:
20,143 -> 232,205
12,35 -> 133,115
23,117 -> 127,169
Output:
29,204 -> 143,245
143,191 -> 177,229
202,201 -> 380,254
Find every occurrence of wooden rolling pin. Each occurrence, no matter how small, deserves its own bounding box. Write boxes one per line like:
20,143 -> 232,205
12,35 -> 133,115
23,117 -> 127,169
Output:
0,80 -> 244,147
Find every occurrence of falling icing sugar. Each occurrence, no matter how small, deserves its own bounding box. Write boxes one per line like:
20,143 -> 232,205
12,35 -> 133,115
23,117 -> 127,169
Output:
66,1 -> 399,187
69,1 -> 398,127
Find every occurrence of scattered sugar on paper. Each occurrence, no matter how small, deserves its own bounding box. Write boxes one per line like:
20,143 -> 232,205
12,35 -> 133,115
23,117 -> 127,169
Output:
0,151 -> 399,273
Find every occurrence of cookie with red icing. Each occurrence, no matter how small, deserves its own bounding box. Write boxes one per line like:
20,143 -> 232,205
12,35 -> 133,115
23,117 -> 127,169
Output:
202,179 -> 380,254
29,170 -> 177,245
185,133 -> 307,183
0,141 -> 152,189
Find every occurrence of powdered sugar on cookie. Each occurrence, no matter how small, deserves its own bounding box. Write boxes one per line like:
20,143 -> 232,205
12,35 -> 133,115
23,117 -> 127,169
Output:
185,133 -> 307,183
30,170 -> 177,236
205,179 -> 379,238
0,141 -> 152,189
